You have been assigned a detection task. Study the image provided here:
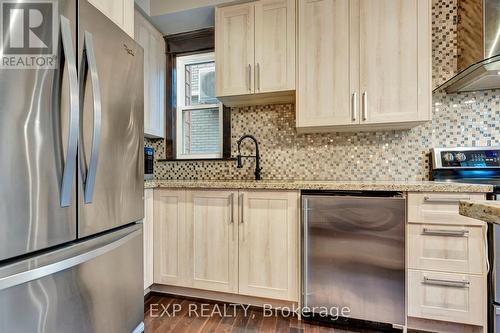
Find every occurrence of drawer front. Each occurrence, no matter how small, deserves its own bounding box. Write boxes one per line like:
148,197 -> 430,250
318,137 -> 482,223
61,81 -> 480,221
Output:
408,193 -> 485,225
408,224 -> 485,274
408,270 -> 486,326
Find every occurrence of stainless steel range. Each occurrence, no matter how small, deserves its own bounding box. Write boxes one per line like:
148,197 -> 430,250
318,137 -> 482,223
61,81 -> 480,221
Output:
431,146 -> 500,333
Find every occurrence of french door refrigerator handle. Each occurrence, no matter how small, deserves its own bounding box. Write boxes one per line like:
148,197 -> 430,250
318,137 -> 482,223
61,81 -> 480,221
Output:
81,31 -> 102,204
59,15 -> 79,208
0,227 -> 142,291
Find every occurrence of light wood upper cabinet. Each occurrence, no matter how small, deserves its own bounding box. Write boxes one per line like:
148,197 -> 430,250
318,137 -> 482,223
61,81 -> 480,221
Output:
296,0 -> 431,132
238,191 -> 299,301
215,3 -> 255,97
297,0 -> 353,128
358,0 -> 430,125
88,0 -> 134,37
254,0 -> 295,93
215,0 -> 296,106
143,189 -> 154,290
153,189 -> 186,286
135,10 -> 165,138
185,190 -> 238,293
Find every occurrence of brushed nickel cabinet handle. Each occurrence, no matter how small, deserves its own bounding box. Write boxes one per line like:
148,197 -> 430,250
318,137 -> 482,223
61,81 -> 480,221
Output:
352,92 -> 357,121
256,63 -> 260,92
423,276 -> 470,288
240,193 -> 244,224
247,64 -> 252,92
422,228 -> 469,237
423,196 -> 470,203
229,193 -> 234,224
230,193 -> 235,241
362,91 -> 368,121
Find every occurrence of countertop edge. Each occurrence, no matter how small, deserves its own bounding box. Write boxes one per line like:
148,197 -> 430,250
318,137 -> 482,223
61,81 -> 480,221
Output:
144,180 -> 494,193
459,200 -> 500,225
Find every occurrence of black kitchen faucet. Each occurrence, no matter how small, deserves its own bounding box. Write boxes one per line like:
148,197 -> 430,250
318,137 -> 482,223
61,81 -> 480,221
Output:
236,134 -> 262,181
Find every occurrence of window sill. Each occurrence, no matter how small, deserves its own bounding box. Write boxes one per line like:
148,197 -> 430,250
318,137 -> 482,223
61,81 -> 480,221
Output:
157,157 -> 236,162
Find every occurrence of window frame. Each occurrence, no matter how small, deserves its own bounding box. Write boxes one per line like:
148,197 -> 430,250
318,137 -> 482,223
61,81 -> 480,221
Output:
162,28 -> 231,161
175,52 -> 223,160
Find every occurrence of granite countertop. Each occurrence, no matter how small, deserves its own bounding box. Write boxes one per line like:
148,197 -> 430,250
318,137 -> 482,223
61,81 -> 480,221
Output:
459,200 -> 500,225
144,179 -> 493,193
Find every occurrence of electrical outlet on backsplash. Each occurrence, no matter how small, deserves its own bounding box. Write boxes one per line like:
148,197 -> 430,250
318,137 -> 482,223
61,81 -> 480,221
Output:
145,0 -> 500,182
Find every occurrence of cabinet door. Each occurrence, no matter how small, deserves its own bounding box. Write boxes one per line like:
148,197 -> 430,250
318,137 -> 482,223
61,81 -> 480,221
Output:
186,190 -> 238,293
215,3 -> 255,96
155,34 -> 165,137
143,189 -> 154,289
408,270 -> 486,326
134,10 -> 165,138
122,0 -> 134,38
358,0 -> 431,124
297,0 -> 355,129
408,224 -> 486,275
254,0 -> 295,93
153,189 -> 186,286
238,190 -> 299,301
89,0 -> 134,38
147,31 -> 165,138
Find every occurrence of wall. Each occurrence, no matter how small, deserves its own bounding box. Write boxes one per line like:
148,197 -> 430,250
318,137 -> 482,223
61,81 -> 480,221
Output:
135,0 -> 150,15
150,0 -> 235,16
146,0 -> 500,181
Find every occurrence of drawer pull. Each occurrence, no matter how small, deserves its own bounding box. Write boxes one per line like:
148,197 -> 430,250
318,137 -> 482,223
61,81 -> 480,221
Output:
423,276 -> 470,288
423,196 -> 470,203
422,228 -> 469,237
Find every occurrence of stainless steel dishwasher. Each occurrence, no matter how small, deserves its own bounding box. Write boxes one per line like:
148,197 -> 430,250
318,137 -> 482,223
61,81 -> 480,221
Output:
302,191 -> 406,330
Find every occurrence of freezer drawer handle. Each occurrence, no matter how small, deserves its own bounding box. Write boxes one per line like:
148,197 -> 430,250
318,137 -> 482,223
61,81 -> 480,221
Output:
79,31 -> 102,204
422,276 -> 470,288
59,16 -> 79,207
422,228 -> 469,237
0,228 -> 141,291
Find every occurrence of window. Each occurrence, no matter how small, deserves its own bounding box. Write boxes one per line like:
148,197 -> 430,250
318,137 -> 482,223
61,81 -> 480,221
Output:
175,52 -> 222,159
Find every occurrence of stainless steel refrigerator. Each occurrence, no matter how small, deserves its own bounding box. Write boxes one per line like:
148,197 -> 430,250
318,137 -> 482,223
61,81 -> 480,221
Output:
0,0 -> 144,332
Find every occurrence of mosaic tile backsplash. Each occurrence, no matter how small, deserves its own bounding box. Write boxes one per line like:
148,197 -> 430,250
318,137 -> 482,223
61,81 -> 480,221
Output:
146,0 -> 500,181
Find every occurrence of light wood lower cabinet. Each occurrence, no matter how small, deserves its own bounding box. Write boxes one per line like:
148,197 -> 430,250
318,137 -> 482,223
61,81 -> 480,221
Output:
154,189 -> 186,286
186,190 -> 238,293
143,189 -> 154,290
238,191 -> 299,301
153,189 -> 299,301
408,224 -> 485,275
407,192 -> 487,332
408,270 -> 486,326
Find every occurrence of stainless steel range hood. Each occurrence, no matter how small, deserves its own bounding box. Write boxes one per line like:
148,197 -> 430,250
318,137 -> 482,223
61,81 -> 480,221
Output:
436,0 -> 500,93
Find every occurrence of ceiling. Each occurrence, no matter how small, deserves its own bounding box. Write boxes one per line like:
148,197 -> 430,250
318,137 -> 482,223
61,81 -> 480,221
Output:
138,0 -> 243,35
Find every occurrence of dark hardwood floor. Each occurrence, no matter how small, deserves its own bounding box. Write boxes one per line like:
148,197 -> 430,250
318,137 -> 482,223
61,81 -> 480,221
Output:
144,294 -> 390,333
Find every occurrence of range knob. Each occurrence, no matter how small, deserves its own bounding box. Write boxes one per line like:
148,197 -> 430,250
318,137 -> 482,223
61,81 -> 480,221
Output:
455,152 -> 467,162
443,152 -> 455,162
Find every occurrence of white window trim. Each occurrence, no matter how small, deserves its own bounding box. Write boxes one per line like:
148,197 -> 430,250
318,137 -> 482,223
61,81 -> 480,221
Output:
175,52 -> 223,160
